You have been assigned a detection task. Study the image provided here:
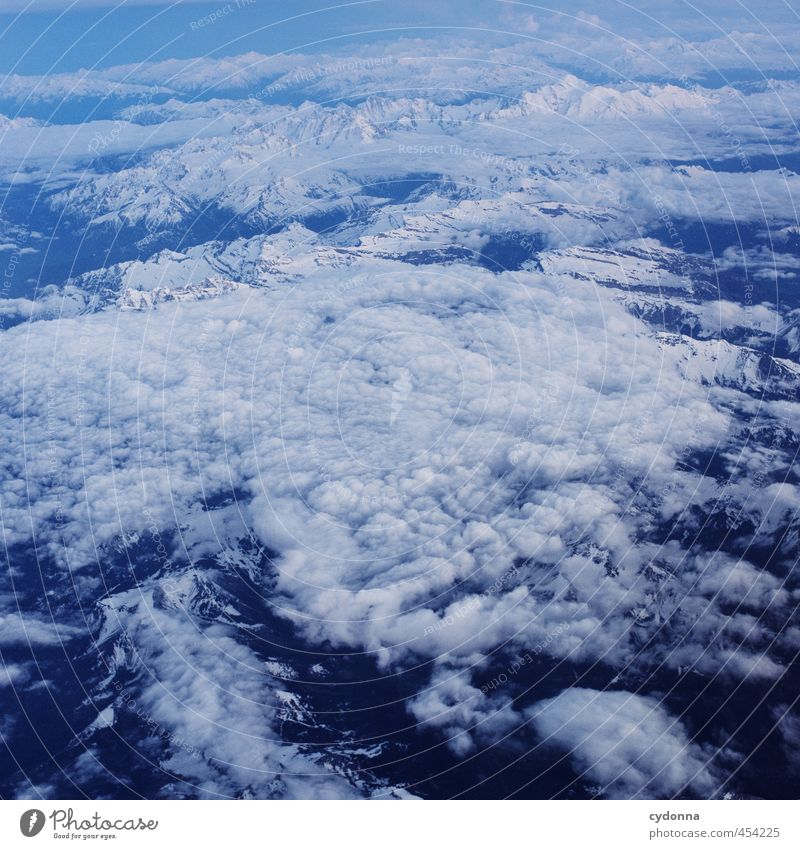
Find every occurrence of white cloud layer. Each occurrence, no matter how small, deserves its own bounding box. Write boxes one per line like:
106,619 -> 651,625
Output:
529,688 -> 720,798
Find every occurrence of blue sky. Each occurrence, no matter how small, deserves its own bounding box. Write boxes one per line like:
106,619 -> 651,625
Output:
0,1 -> 796,76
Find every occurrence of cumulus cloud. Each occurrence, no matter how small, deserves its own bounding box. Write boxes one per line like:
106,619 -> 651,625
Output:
529,688 -> 721,798
0,611 -> 80,646
99,586 -> 372,799
408,668 -> 521,756
0,663 -> 27,687
0,250 -> 789,778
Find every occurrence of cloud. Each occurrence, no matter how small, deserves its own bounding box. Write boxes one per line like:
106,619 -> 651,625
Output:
408,668 -> 522,756
529,688 -> 721,798
0,663 -> 27,687
0,247 -> 788,765
98,586 -> 373,799
521,15 -> 540,33
575,11 -> 607,28
0,611 -> 81,646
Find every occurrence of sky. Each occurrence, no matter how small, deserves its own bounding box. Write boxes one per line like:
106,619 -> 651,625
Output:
0,0 -> 797,76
